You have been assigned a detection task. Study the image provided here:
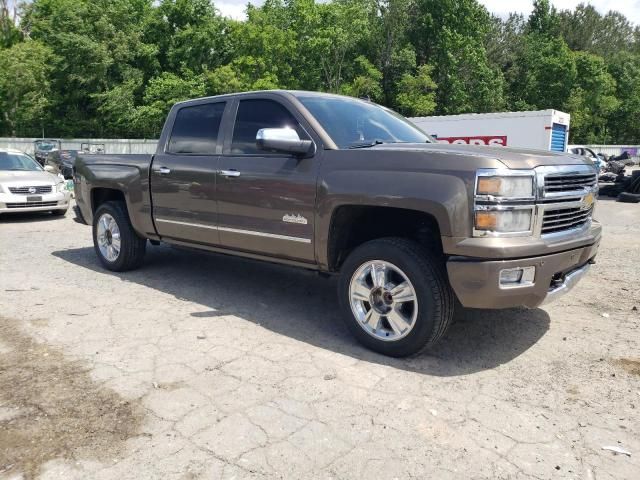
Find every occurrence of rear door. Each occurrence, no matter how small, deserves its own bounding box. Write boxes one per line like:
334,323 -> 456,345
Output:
150,100 -> 227,245
216,96 -> 319,262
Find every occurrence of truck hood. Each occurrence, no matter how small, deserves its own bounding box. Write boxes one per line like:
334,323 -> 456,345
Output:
0,170 -> 60,185
371,143 -> 591,170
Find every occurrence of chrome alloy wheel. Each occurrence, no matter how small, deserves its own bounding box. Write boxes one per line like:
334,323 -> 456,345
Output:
96,213 -> 121,262
349,260 -> 418,341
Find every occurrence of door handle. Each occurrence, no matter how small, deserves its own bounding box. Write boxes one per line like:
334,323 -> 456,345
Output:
154,166 -> 171,175
219,169 -> 241,177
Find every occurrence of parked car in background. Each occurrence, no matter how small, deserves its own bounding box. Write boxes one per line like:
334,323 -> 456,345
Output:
74,91 -> 600,357
0,149 -> 71,216
45,149 -> 77,179
80,143 -> 105,154
34,139 -> 61,166
569,146 -> 603,171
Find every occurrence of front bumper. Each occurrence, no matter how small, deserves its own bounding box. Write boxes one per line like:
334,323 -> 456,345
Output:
447,239 -> 600,309
0,191 -> 71,213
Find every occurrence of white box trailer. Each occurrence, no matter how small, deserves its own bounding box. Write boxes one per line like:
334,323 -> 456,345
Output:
410,109 -> 571,152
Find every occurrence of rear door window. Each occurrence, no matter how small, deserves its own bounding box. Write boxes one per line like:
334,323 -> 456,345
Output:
167,102 -> 226,154
230,99 -> 308,155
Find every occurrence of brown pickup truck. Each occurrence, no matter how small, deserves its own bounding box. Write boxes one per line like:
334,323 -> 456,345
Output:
74,90 -> 601,357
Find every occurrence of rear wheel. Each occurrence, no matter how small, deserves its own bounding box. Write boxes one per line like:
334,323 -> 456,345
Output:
92,201 -> 146,271
338,237 -> 454,357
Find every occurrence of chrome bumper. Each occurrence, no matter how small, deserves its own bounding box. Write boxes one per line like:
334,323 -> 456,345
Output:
0,191 -> 71,213
541,262 -> 592,306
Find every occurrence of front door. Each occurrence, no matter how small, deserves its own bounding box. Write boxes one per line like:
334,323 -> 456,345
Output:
150,100 -> 226,245
216,98 -> 318,262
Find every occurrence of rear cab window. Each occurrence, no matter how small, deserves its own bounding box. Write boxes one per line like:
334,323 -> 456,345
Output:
167,102 -> 226,155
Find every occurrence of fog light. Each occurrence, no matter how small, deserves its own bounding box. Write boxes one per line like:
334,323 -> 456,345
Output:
499,266 -> 535,288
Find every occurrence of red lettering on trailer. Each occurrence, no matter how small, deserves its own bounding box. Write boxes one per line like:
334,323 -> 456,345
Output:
435,136 -> 507,146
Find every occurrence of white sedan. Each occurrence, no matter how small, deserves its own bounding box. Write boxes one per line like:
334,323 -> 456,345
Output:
0,149 -> 71,216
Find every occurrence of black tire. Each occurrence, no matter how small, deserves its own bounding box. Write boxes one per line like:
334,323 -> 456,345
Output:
51,208 -> 67,216
92,201 -> 146,271
618,192 -> 640,203
338,237 -> 454,357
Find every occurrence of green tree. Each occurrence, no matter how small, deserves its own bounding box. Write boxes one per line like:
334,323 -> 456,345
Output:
565,52 -> 619,143
607,53 -> 640,144
395,64 -> 437,116
1,1 -> 21,49
557,4 -> 635,58
144,0 -> 232,75
507,34 -> 576,111
485,13 -> 526,72
411,0 -> 505,114
0,41 -> 53,136
341,55 -> 383,101
205,56 -> 279,95
131,72 -> 206,137
527,0 -> 559,36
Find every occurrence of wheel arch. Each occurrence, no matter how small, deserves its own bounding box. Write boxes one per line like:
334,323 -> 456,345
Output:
325,205 -> 445,272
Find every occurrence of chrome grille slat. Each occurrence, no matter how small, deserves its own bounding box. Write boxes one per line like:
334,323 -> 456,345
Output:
544,173 -> 597,194
8,185 -> 53,194
539,167 -> 597,235
546,176 -> 595,182
543,212 -> 591,226
542,206 -> 593,234
6,201 -> 58,209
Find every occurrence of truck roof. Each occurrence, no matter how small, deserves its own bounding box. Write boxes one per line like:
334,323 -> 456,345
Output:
174,90 -> 364,107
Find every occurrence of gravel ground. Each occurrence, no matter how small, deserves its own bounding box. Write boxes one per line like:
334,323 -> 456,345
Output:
0,199 -> 638,480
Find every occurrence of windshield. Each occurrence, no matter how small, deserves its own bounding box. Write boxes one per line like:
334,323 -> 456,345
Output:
296,95 -> 432,149
0,152 -> 44,171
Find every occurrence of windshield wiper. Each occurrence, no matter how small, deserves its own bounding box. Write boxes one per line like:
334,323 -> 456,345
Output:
348,139 -> 387,149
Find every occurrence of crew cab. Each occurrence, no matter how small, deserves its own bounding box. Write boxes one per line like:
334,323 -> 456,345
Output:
74,91 -> 601,357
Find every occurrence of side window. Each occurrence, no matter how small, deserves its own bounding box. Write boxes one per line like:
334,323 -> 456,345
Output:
167,102 -> 226,155
231,99 -> 307,154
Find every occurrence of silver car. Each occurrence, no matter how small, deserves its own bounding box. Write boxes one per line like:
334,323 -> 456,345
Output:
0,149 -> 71,216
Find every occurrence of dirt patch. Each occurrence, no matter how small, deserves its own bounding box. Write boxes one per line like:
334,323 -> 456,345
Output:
613,358 -> 640,376
0,317 -> 144,479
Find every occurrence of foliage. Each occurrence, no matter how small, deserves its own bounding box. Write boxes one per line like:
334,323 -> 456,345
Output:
411,0 -> 505,114
395,65 -> 436,116
507,34 -> 577,111
341,56 -> 383,101
0,41 -> 53,136
565,52 -> 619,143
0,0 -> 639,144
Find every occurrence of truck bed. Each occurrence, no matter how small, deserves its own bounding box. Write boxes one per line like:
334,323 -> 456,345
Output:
74,153 -> 156,238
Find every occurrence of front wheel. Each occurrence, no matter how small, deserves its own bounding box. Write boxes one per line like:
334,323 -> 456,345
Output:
92,201 -> 146,271
338,237 -> 454,357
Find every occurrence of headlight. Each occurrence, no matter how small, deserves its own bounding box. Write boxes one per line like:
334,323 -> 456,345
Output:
476,173 -> 534,199
475,208 -> 533,233
56,182 -> 67,193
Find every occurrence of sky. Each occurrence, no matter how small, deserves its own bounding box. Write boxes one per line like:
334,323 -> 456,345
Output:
216,0 -> 640,24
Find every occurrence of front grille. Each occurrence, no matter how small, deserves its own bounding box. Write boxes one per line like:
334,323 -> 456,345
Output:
6,201 -> 58,209
544,173 -> 597,194
8,185 -> 53,194
542,206 -> 593,234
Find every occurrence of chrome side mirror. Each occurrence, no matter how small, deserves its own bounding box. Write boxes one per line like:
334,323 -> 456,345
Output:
44,165 -> 55,173
256,128 -> 314,156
